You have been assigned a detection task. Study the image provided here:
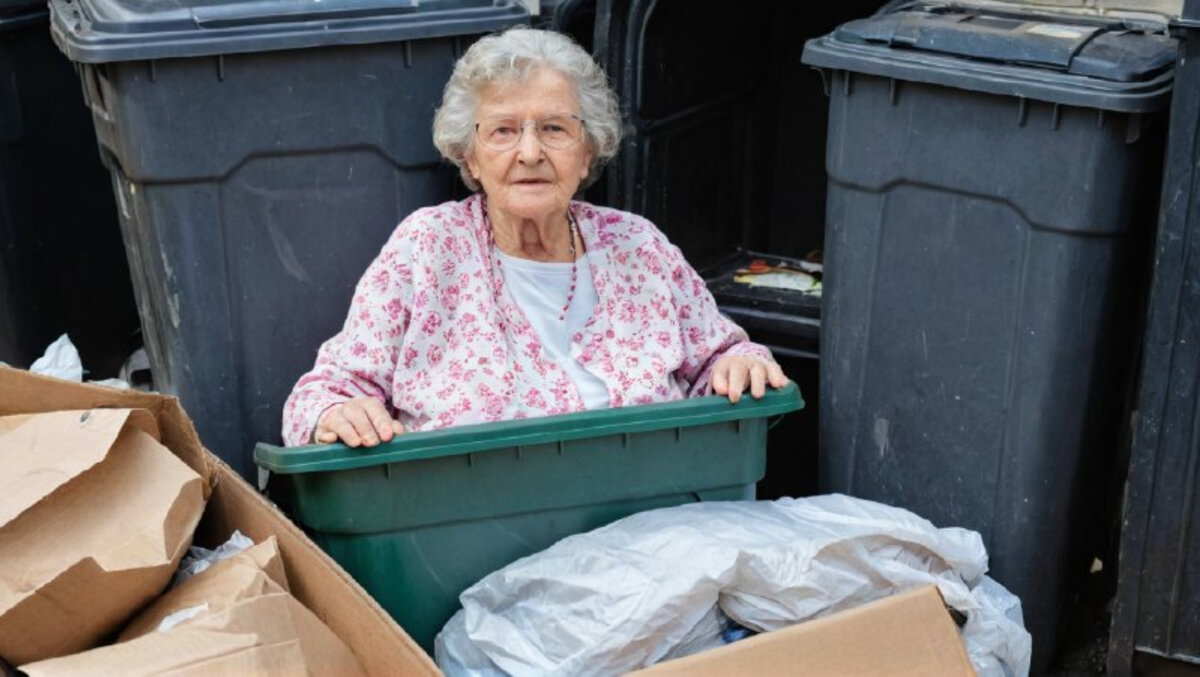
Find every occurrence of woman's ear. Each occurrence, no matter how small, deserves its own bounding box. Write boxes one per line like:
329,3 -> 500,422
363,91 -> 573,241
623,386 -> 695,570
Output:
464,151 -> 481,181
580,147 -> 594,181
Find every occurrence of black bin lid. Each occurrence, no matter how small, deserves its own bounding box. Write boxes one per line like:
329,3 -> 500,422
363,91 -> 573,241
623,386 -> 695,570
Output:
803,5 -> 1178,113
50,0 -> 530,63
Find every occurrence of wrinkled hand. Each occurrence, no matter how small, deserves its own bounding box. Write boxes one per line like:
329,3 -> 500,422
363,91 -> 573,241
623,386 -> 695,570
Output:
711,355 -> 788,404
313,396 -> 404,447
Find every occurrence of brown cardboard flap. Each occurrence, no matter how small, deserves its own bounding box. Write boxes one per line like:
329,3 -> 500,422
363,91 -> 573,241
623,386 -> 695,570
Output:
0,366 -> 439,675
118,537 -> 289,642
22,594 -> 320,677
0,408 -> 207,664
23,536 -> 366,677
0,409 -> 158,526
0,367 -> 216,494
629,586 -> 975,677
197,462 -> 441,675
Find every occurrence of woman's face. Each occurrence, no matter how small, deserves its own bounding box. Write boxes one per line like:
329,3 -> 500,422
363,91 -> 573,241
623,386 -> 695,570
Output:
465,68 -> 594,222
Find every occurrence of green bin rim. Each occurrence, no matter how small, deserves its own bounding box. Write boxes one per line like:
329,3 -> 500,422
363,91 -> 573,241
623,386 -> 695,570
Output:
255,382 -> 803,474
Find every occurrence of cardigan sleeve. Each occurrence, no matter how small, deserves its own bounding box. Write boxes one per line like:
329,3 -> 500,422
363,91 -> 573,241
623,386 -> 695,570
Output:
647,230 -> 777,397
280,222 -> 416,446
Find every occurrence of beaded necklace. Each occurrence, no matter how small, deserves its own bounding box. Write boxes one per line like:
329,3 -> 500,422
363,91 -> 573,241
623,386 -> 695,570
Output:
488,206 -> 579,322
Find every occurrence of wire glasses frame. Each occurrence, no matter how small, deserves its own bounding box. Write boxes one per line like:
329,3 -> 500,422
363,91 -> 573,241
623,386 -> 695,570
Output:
474,114 -> 587,152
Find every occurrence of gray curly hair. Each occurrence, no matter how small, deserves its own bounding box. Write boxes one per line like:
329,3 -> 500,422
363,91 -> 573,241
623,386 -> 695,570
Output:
433,26 -> 622,192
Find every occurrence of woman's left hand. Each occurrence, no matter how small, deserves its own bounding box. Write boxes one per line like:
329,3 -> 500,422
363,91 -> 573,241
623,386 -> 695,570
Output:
711,355 -> 789,404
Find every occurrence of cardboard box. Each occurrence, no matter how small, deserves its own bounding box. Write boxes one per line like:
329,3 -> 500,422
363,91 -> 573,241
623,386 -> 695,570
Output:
0,366 -> 439,675
630,586 -> 975,677
21,538 -> 366,675
0,408 -> 206,663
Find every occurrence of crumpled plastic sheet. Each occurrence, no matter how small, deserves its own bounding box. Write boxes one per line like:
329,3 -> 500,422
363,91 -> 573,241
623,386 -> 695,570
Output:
435,495 -> 1032,677
173,530 -> 255,586
29,334 -> 84,383
27,333 -> 129,389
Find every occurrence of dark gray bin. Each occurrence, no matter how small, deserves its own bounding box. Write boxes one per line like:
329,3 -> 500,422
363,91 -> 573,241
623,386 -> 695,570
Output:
804,7 -> 1174,671
1109,1 -> 1200,671
0,0 -> 140,376
48,0 -> 529,478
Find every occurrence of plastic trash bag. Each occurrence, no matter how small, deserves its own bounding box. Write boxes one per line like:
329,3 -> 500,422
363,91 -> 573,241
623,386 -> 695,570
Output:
174,530 -> 255,586
28,334 -> 83,383
435,495 -> 1031,677
27,333 -> 131,389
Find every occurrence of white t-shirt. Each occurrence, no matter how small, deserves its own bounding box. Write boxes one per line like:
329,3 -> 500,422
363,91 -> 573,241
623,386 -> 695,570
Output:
497,251 -> 610,410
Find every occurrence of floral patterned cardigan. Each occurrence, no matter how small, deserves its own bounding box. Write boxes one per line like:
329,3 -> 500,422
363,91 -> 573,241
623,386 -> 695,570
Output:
282,193 -> 776,446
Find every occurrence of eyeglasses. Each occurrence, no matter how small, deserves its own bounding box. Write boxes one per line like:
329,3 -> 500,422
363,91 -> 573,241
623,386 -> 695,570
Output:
475,114 -> 586,152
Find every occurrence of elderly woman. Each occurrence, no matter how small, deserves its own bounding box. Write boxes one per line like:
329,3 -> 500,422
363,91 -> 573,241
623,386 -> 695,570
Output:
282,27 -> 787,448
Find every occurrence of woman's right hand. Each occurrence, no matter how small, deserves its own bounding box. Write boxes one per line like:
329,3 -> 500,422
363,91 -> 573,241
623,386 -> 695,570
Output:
313,396 -> 405,447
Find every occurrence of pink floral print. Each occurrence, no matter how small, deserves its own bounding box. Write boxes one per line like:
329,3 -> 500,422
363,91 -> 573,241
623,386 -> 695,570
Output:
282,194 -> 775,446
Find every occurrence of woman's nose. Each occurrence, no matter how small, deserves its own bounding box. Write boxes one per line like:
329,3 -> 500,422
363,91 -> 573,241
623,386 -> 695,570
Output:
516,121 -> 543,163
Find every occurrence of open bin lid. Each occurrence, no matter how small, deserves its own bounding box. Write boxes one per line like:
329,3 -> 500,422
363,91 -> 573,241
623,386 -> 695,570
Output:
803,3 -> 1177,112
50,0 -> 530,63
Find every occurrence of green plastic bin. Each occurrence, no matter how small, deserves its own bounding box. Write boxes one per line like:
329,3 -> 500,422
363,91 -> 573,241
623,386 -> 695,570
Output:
255,383 -> 803,651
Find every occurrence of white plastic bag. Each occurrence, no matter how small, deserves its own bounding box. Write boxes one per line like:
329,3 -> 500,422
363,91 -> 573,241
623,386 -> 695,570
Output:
174,530 -> 255,585
29,334 -> 83,382
28,333 -> 132,389
435,495 -> 1031,677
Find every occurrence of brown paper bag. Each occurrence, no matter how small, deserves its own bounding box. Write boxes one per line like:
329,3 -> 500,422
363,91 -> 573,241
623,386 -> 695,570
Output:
117,536 -> 291,642
21,537 -> 366,677
0,366 -> 437,675
0,408 -> 208,664
22,595 -> 315,676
